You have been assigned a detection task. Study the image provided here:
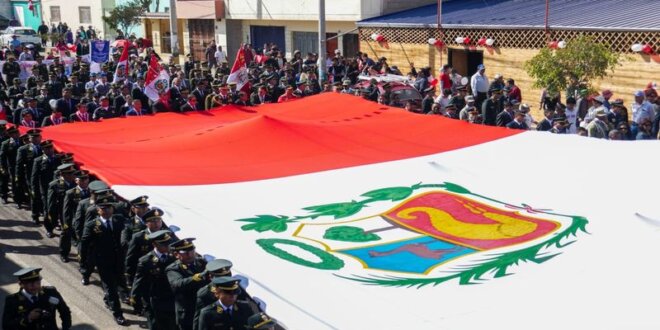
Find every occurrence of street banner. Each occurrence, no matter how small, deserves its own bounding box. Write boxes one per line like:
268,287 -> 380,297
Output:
32,93 -> 660,330
91,40 -> 110,63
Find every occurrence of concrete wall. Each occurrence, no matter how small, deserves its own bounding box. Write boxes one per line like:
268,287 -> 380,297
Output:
240,19 -> 356,58
360,40 -> 660,120
41,0 -> 112,38
225,0 -> 435,21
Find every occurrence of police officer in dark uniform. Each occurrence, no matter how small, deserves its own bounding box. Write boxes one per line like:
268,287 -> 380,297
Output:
61,169 -> 90,262
197,277 -> 252,330
31,140 -> 61,236
166,238 -> 209,330
0,125 -> 20,203
246,312 -> 277,330
73,181 -> 110,284
131,230 -> 177,329
79,195 -> 128,326
192,259 -> 261,330
15,129 -> 43,215
47,162 -> 76,246
125,207 -> 168,288
121,195 -> 150,252
8,78 -> 26,110
481,86 -> 502,126
2,267 -> 71,330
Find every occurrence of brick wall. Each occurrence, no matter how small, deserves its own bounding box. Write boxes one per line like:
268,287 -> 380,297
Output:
360,40 -> 660,120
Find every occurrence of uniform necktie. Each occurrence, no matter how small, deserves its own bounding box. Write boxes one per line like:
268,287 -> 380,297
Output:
31,296 -> 38,304
106,220 -> 112,231
160,254 -> 167,263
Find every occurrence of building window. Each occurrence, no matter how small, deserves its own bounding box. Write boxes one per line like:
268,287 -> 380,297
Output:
79,7 -> 92,24
50,6 -> 61,22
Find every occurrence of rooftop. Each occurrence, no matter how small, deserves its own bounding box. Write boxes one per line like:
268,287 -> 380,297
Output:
358,0 -> 660,31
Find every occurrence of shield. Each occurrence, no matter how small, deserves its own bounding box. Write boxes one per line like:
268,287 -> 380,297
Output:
295,190 -> 561,274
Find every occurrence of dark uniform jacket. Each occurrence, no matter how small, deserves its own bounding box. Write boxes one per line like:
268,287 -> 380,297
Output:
495,110 -> 513,127
31,154 -> 60,199
536,118 -> 553,131
0,137 -> 21,178
2,287 -> 71,330
166,258 -> 209,330
193,283 -> 259,330
92,107 -> 118,121
481,98 -> 500,126
63,186 -> 89,236
16,143 -> 42,187
197,300 -> 252,330
79,216 -> 126,271
47,178 -> 75,227
131,251 -> 176,312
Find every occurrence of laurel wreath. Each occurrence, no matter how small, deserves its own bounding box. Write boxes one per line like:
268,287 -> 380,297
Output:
236,182 -> 589,288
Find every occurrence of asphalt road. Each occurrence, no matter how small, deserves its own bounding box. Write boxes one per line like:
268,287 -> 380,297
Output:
0,201 -> 147,329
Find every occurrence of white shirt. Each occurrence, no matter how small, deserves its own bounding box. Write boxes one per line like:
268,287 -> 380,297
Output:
21,289 -> 38,302
98,216 -> 112,230
470,72 -> 489,95
214,50 -> 227,64
218,300 -> 232,312
564,107 -> 578,134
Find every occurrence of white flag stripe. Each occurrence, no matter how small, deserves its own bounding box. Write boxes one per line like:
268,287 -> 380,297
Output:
112,132 -> 660,330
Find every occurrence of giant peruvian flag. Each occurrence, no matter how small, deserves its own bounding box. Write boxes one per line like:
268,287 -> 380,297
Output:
144,55 -> 170,102
36,94 -> 660,329
227,46 -> 250,94
112,40 -> 129,83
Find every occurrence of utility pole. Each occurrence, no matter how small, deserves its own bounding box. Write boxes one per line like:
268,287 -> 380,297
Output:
169,0 -> 179,58
318,0 -> 326,84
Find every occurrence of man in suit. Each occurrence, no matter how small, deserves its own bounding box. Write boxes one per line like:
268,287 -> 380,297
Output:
79,195 -> 128,326
61,169 -> 90,262
197,277 -> 252,330
125,99 -> 148,116
250,85 -> 272,105
47,164 -> 77,247
180,95 -> 198,112
192,81 -> 207,110
55,88 -> 78,118
166,238 -> 209,330
2,267 -> 71,330
496,100 -> 516,127
536,108 -> 555,132
132,75 -> 150,112
481,86 -> 502,126
30,140 -> 61,235
506,110 -> 529,130
69,102 -> 92,122
46,72 -> 63,100
41,108 -> 68,127
132,230 -> 177,329
0,126 -> 20,203
16,129 -> 43,215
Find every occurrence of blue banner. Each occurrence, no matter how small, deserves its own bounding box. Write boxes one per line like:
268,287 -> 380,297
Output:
91,40 -> 110,63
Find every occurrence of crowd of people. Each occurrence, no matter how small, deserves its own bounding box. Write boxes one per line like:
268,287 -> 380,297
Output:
0,24 -> 658,329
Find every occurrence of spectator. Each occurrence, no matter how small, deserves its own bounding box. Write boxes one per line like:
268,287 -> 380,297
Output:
586,109 -> 610,139
481,86 -> 501,126
470,64 -> 489,107
537,108 -> 555,132
636,119 -> 654,140
506,78 -> 522,103
459,96 -> 476,121
564,97 -> 578,134
506,110 -> 529,130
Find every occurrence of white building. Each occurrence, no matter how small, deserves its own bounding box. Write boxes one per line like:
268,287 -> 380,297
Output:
40,0 -> 115,39
143,0 -> 434,62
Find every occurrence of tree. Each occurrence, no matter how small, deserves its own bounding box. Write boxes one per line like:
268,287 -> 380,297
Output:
133,0 -> 153,12
525,36 -> 621,95
102,1 -> 145,36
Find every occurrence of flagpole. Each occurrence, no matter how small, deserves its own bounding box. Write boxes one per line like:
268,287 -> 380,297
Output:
169,0 -> 180,58
318,0 -> 327,84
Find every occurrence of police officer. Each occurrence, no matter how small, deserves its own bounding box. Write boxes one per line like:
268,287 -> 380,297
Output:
166,238 -> 209,330
31,140 -> 61,236
2,267 -> 71,330
125,207 -> 168,288
46,163 -> 76,253
0,125 -> 20,203
15,129 -> 43,215
79,196 -> 127,326
131,230 -> 177,329
193,259 -> 261,330
73,181 -> 110,284
197,277 -> 252,330
246,312 -> 277,330
61,169 -> 90,262
121,195 -> 150,252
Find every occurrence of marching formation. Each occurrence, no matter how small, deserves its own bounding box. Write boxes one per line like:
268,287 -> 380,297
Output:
1,129 -> 278,330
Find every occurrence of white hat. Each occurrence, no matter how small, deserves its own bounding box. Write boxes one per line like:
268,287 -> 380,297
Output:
494,73 -> 503,79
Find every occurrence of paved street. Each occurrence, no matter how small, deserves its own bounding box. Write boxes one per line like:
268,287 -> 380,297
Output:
0,202 -> 146,329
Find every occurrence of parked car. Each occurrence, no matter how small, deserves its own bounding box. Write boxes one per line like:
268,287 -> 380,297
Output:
354,74 -> 423,109
0,26 -> 41,50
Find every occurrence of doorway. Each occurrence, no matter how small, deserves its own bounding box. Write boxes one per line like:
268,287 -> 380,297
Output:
448,48 -> 483,78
